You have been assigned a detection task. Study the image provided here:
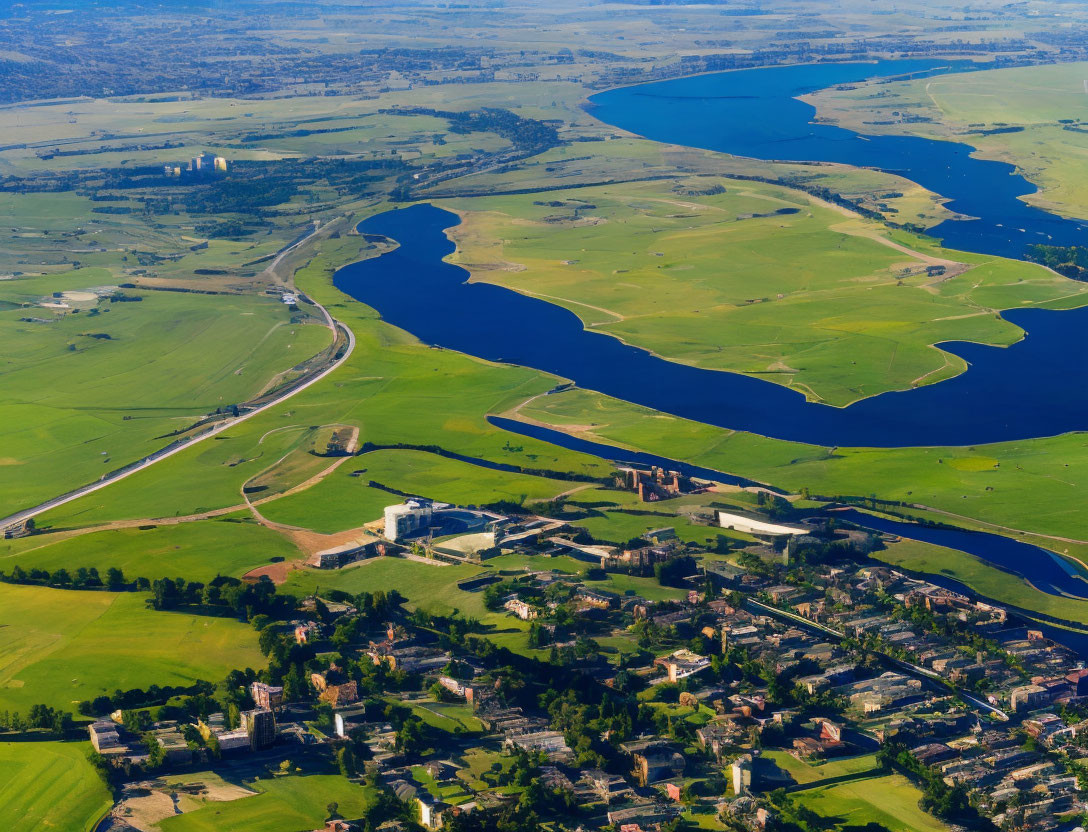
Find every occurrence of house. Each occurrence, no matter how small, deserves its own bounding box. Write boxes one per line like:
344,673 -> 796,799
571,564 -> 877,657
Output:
251,682 -> 284,711
88,720 -> 126,755
653,649 -> 710,683
503,595 -> 537,620
582,769 -> 634,804
417,794 -> 449,830
621,739 -> 685,786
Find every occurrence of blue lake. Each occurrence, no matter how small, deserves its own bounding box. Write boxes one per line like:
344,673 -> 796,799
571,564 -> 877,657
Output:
588,59 -> 1088,259
337,203 -> 1088,448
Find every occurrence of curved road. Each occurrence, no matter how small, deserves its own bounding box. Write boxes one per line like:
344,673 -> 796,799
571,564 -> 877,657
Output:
0,223 -> 356,530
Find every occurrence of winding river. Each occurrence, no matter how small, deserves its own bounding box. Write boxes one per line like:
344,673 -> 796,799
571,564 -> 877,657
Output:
337,203 -> 1088,448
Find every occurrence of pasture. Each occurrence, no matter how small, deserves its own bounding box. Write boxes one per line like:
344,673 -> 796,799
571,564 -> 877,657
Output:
806,61 -> 1088,221
0,583 -> 262,714
0,271 -> 331,516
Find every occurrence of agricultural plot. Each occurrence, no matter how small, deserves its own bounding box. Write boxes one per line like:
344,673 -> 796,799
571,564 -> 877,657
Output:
0,583 -> 262,713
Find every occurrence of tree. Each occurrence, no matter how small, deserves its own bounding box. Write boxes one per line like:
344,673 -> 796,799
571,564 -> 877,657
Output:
106,567 -> 125,590
337,745 -> 357,778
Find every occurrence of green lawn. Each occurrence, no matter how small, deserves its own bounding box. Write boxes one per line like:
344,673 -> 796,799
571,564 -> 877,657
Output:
159,773 -> 374,832
0,740 -> 112,832
792,773 -> 947,832
259,448 -> 577,534
0,519 -> 298,582
0,583 -> 262,713
762,750 -> 880,786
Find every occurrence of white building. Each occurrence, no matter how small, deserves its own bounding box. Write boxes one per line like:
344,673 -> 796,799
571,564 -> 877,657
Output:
717,510 -> 808,537
384,499 -> 432,541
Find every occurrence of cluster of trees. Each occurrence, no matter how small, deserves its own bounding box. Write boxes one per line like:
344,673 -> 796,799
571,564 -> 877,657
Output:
147,573 -> 294,620
1025,244 -> 1088,280
0,703 -> 74,735
0,564 -> 126,590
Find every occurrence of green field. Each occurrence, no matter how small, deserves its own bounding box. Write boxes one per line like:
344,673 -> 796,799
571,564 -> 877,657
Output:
0,519 -> 298,583
259,448 -> 579,533
807,61 -> 1088,221
0,583 -> 262,713
792,773 -> 947,832
159,772 -> 374,832
518,387 -> 1088,546
0,270 -> 331,514
0,740 -> 112,832
443,178 -> 1086,405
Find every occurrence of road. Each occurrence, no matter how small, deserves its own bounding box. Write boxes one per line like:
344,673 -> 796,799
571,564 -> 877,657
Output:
0,222 -> 355,530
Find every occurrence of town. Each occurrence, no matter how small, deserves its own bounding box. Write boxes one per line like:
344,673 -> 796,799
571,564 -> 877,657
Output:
45,494 -> 1088,832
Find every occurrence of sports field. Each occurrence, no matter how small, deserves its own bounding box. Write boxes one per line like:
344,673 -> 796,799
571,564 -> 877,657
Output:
0,740 -> 112,832
0,583 -> 262,713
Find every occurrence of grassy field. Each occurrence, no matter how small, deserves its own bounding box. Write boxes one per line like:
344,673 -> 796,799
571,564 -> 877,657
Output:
0,519 -> 298,582
0,740 -> 112,832
874,537 -> 1088,624
806,61 -> 1088,221
0,583 -> 262,713
442,178 -> 1085,406
518,387 -> 1088,545
32,231 -> 612,530
792,773 -> 947,832
259,448 -> 580,533
761,751 -> 945,832
0,269 -> 331,515
159,772 -> 374,832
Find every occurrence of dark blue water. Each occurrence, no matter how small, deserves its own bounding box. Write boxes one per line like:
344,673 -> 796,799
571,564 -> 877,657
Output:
337,203 -> 1088,448
588,60 -> 1088,259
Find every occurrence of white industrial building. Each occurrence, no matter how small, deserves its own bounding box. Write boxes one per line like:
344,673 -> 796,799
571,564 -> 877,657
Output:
384,499 -> 433,541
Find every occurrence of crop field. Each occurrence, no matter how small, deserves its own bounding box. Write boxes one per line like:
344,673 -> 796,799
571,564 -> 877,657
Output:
158,772 -> 376,832
0,270 -> 332,515
443,178 -> 1084,405
0,583 -> 262,713
0,519 -> 298,582
0,740 -> 112,832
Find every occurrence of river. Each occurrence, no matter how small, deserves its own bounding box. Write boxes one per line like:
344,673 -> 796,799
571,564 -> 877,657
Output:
588,59 -> 1088,260
337,203 -> 1088,448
